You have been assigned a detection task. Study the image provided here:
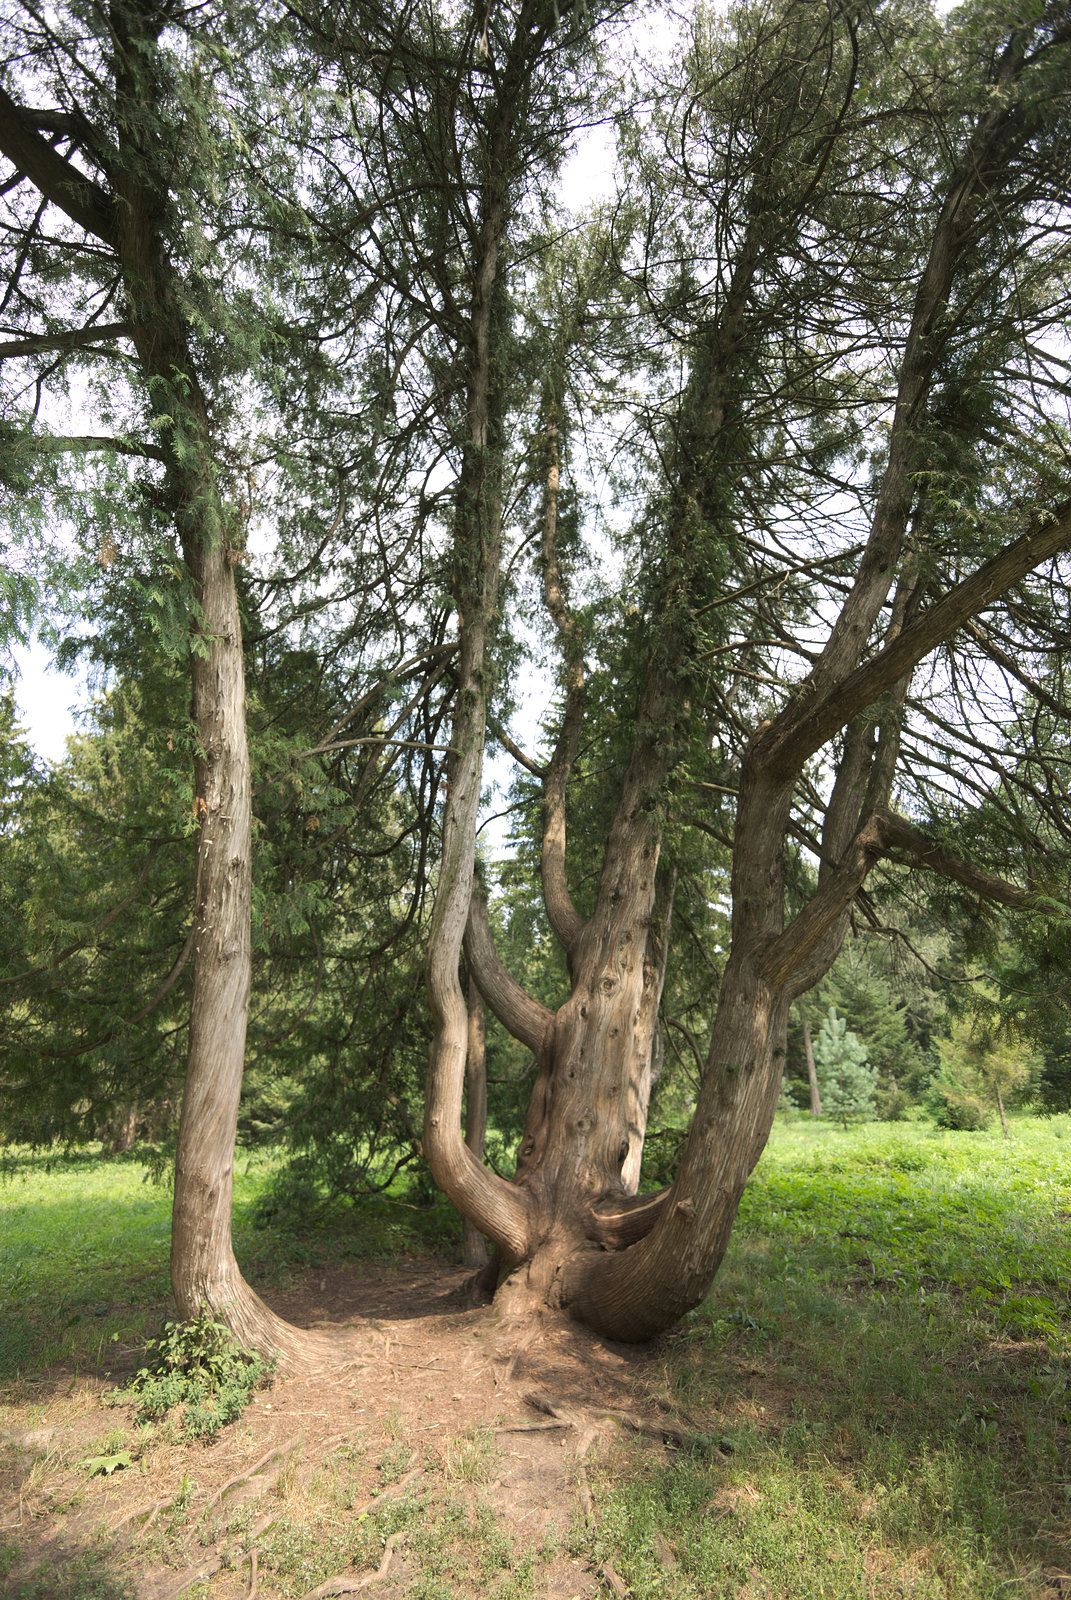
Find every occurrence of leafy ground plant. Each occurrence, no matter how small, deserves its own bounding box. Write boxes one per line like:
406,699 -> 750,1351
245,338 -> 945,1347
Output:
110,1311 -> 272,1442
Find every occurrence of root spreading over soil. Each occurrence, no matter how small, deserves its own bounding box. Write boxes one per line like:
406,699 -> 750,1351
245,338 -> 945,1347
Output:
0,1257 -> 692,1599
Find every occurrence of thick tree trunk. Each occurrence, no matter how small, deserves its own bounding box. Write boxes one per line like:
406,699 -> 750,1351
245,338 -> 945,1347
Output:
106,1103 -> 138,1155
471,735 -> 680,1318
109,0 -> 315,1364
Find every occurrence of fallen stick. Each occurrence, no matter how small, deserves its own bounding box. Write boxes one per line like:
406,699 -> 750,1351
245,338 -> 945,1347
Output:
493,1421 -> 572,1434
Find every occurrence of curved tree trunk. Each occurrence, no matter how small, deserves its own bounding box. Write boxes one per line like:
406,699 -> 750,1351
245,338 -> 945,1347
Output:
425,0 -> 1071,1348
462,981 -> 490,1269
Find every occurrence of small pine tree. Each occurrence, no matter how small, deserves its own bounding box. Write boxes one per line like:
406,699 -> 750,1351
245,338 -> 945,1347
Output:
813,1008 -> 878,1127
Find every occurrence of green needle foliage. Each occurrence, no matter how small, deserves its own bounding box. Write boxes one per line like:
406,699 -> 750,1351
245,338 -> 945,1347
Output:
814,1009 -> 879,1128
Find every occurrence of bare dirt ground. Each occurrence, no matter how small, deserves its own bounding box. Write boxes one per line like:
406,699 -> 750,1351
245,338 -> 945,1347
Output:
0,1257 -> 718,1600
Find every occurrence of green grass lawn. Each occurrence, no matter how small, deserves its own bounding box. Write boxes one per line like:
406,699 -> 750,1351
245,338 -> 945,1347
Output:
1,1114 -> 1069,1598
579,1112 -> 1071,1599
0,1145 -> 458,1379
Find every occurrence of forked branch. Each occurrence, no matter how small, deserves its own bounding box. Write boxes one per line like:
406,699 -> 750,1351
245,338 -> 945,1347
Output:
763,806 -> 1045,993
0,85 -> 116,244
767,499 -> 1071,778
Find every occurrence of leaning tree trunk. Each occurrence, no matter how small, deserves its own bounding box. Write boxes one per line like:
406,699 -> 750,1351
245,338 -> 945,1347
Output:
461,981 -> 490,1269
801,1006 -> 822,1116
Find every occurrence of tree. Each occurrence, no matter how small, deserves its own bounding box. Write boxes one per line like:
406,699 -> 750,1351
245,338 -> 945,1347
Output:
3,0 -> 1071,1361
420,0 -> 1071,1339
0,0 -> 324,1356
786,932 -> 940,1117
934,1014 -> 1037,1137
813,1009 -> 878,1128
0,672 -> 192,1150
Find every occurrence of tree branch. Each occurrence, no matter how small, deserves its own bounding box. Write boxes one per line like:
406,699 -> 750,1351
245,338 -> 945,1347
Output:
875,809 -> 1037,911
763,802 -> 1048,994
761,813 -> 886,992
767,498 -> 1071,776
0,85 -> 116,245
7,431 -> 165,461
0,320 -> 131,359
463,886 -> 554,1056
488,713 -> 545,777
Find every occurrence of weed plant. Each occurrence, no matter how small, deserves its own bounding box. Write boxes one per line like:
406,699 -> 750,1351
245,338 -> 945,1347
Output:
108,1312 -> 272,1442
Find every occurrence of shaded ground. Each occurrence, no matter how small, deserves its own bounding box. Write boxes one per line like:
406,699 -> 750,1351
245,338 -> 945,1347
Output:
0,1256 -> 699,1599
3,1121 -> 1070,1599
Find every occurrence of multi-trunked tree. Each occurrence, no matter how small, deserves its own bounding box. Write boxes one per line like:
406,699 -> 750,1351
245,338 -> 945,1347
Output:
2,0 -> 1070,1358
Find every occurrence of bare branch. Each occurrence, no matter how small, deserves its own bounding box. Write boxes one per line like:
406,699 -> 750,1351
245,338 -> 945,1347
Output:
0,320 -> 131,358
0,84 -> 116,245
876,809 -> 1038,912
463,886 -> 554,1056
7,430 -> 165,460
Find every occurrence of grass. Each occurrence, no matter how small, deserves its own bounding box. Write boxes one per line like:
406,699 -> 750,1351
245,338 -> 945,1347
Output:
573,1112 -> 1071,1599
1,1114 -> 1069,1598
0,1145 -> 459,1379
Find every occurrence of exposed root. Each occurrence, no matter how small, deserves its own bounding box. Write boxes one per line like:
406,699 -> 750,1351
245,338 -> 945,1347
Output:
459,1250 -> 500,1305
110,1496 -> 173,1535
493,1420 -> 571,1434
598,1560 -> 629,1597
201,1433 -> 303,1519
352,1467 -> 422,1518
575,1424 -> 599,1528
140,1509 -> 279,1600
297,1530 -> 403,1599
523,1389 -> 730,1454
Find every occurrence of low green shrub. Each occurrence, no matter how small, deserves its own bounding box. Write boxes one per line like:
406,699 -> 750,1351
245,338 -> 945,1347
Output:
109,1311 -> 272,1442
